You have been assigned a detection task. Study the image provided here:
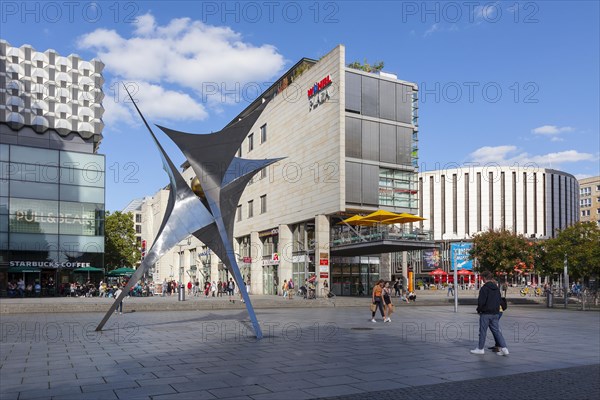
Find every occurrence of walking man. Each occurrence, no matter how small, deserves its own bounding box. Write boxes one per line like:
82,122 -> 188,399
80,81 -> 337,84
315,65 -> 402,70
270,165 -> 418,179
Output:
471,271 -> 509,356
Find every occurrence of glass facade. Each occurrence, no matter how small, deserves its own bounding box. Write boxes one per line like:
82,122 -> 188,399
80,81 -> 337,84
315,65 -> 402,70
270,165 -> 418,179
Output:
0,143 -> 105,293
344,71 -> 418,213
330,256 -> 380,296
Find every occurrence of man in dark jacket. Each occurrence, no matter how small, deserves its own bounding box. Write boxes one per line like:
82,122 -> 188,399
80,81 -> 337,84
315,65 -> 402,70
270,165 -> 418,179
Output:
471,271 -> 509,356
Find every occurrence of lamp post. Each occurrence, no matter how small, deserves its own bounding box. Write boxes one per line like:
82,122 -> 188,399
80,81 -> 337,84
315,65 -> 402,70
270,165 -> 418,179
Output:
453,242 -> 460,313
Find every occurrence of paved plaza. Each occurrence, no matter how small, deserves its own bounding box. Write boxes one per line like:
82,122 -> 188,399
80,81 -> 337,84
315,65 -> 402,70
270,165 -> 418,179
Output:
0,302 -> 598,399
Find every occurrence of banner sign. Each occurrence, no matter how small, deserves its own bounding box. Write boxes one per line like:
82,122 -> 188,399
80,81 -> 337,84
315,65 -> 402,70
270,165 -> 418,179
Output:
450,242 -> 473,271
422,249 -> 440,271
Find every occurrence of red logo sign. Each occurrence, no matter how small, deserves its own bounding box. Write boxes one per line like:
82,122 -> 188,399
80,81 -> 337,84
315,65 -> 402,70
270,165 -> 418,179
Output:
307,75 -> 332,98
319,259 -> 329,266
320,272 -> 329,279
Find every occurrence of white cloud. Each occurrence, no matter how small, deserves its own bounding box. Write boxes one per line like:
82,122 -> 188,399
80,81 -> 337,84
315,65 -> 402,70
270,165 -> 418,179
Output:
102,80 -> 208,127
468,146 -> 522,163
468,145 -> 596,168
531,125 -> 575,135
77,13 -> 286,126
78,13 -> 285,88
424,24 -> 439,37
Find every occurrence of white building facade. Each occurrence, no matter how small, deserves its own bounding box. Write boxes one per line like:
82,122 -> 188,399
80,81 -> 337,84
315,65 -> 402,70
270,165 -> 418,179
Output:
410,166 -> 579,275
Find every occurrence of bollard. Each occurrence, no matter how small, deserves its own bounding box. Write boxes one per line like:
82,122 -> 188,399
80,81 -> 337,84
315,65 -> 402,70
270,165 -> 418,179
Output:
546,291 -> 553,308
179,285 -> 185,301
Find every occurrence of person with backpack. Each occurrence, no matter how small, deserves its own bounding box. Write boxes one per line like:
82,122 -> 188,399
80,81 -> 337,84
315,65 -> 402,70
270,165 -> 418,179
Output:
471,271 -> 509,356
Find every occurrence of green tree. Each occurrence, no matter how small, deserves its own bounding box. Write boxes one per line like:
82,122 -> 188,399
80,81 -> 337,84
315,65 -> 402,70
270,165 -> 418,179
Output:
545,222 -> 600,281
469,229 -> 535,276
104,211 -> 140,270
347,59 -> 385,73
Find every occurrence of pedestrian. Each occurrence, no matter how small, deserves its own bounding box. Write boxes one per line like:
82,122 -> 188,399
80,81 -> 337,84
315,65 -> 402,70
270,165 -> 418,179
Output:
282,280 -> 288,298
211,281 -> 217,297
471,271 -> 509,356
288,279 -> 294,299
187,281 -> 192,295
114,287 -> 124,314
447,282 -> 454,297
162,279 -> 168,297
393,279 -> 401,297
382,281 -> 393,322
228,278 -> 236,302
370,279 -> 386,323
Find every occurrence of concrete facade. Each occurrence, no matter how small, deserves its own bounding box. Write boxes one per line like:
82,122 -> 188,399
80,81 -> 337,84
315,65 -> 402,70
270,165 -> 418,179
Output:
138,45 -> 421,295
578,175 -> 600,226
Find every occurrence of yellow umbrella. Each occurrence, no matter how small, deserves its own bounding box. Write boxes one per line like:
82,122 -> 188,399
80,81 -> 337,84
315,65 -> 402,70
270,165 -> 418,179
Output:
338,215 -> 366,225
360,210 -> 402,222
386,213 -> 426,224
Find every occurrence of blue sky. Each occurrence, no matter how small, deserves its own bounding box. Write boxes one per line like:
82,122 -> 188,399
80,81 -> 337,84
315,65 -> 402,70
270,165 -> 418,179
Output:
3,1 -> 599,211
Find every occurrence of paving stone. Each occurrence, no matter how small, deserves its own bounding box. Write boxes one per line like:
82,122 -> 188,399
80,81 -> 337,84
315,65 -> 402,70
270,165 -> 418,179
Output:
1,306 -> 598,400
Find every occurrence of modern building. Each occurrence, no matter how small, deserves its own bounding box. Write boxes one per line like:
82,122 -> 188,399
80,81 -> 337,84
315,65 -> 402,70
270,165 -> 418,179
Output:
140,45 -> 434,296
411,167 -> 580,277
122,197 -> 147,265
0,40 -> 105,293
578,176 -> 600,227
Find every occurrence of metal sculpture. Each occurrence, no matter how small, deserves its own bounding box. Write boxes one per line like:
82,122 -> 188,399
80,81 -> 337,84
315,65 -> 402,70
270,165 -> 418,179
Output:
96,87 -> 282,339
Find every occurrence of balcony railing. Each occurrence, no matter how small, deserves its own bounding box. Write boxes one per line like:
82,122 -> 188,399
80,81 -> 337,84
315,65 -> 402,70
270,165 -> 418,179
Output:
331,225 -> 433,247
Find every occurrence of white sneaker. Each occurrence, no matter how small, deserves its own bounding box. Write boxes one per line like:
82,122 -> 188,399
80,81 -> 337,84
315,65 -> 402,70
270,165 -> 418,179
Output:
371,319 -> 377,323
496,347 -> 509,356
470,348 -> 485,354
384,318 -> 391,323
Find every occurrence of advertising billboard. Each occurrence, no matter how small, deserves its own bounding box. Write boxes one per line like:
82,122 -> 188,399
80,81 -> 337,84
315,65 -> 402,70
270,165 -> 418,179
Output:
450,242 -> 473,271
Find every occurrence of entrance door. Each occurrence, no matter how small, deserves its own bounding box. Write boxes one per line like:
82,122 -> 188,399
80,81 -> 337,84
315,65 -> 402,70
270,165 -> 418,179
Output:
263,266 -> 278,295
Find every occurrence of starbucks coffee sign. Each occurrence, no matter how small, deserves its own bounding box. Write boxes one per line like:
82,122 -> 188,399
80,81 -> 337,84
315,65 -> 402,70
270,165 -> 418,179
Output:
9,261 -> 92,269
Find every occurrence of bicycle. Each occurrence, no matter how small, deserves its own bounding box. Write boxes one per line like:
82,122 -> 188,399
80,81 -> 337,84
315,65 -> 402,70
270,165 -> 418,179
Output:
520,287 -> 531,297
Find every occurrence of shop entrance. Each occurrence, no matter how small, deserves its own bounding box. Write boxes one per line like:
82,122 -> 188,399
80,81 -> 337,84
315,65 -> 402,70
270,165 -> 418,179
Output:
331,256 -> 380,296
263,265 -> 278,295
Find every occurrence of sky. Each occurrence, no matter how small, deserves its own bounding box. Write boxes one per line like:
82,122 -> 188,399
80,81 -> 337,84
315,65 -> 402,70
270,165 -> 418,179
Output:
2,1 -> 599,211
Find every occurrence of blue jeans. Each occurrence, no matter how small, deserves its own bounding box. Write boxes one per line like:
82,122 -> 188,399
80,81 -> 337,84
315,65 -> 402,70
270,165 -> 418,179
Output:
478,313 -> 506,349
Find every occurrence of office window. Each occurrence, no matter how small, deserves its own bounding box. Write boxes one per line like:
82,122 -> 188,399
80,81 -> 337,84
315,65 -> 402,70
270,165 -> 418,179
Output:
248,200 -> 254,218
135,225 -> 142,234
580,187 -> 591,196
135,214 -> 142,223
37,60 -> 43,68
37,77 -> 43,84
12,56 -> 18,63
236,205 -> 242,221
260,124 -> 267,143
580,198 -> 592,207
237,147 -> 242,157
596,185 -> 600,191
248,133 -> 254,152
260,167 -> 267,180
260,195 -> 267,214
581,210 -> 590,217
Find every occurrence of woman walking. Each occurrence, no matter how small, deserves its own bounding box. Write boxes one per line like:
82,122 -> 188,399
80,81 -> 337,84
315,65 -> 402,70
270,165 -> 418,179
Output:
383,281 -> 393,322
371,279 -> 386,323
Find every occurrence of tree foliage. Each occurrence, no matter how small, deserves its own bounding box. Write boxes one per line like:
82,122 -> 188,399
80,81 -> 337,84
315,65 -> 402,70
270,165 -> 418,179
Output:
469,229 -> 536,275
104,211 -> 140,270
347,59 -> 385,73
544,222 -> 600,280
